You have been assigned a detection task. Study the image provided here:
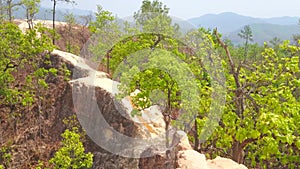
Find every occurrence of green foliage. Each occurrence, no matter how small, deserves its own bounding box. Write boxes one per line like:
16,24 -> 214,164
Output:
49,128 -> 93,169
134,0 -> 179,36
75,0 -> 300,167
0,19 -> 81,169
35,160 -> 48,169
0,0 -> 296,168
60,63 -> 71,81
88,2 -> 300,167
116,50 -> 189,114
63,115 -> 80,130
63,13 -> 76,25
0,145 -> 12,168
0,1 -> 5,22
89,0 -> 218,155
62,115 -> 87,142
89,5 -> 115,33
88,4 -> 121,65
238,25 -> 253,58
63,13 -> 80,54
22,0 -> 41,29
2,0 -> 23,22
0,22 -> 54,107
134,0 -> 169,25
206,34 -> 300,168
238,25 -> 253,42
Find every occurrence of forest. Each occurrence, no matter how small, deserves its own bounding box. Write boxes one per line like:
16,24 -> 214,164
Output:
0,0 -> 300,169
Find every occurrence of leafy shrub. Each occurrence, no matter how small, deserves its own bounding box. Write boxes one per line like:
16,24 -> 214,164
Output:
49,128 -> 93,169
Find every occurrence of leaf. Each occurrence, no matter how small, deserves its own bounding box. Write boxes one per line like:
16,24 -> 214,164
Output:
131,108 -> 141,117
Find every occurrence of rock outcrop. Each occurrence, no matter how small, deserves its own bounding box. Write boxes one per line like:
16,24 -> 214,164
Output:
51,49 -> 248,169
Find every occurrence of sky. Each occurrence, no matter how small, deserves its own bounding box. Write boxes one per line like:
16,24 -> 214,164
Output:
41,0 -> 300,19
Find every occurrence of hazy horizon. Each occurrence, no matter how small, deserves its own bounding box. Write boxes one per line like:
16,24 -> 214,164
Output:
41,0 -> 300,19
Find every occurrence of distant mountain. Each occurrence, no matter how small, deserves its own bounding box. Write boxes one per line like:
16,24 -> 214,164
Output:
188,12 -> 266,33
188,12 -> 299,33
188,12 -> 300,45
13,6 -> 93,22
14,8 -> 300,45
227,23 -> 300,45
263,16 -> 300,25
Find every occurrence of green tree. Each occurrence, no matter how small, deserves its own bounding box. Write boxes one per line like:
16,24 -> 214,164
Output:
63,13 -> 77,53
212,30 -> 300,168
87,2 -> 220,168
88,4 -> 120,73
269,37 -> 282,50
133,0 -> 179,36
89,5 -> 114,33
0,0 -> 5,22
134,0 -> 169,25
3,0 -> 23,22
0,22 -> 54,134
22,0 -> 41,29
49,128 -> 93,169
85,2 -> 300,168
238,25 -> 253,59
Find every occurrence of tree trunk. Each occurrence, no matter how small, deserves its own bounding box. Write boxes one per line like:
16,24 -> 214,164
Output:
106,52 -> 110,74
244,40 -> 248,59
163,87 -> 173,169
26,9 -> 32,30
52,0 -> 56,45
193,117 -> 199,150
232,141 -> 244,164
8,1 -> 12,22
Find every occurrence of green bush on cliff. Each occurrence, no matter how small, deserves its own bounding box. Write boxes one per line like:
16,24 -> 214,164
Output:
49,128 -> 93,169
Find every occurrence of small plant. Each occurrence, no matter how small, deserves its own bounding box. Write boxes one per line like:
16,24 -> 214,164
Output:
0,146 -> 12,168
49,128 -> 93,169
62,115 -> 81,130
35,160 -> 47,169
60,63 -> 71,81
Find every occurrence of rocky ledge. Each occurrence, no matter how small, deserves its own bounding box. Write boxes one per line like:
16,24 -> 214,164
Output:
51,49 -> 247,169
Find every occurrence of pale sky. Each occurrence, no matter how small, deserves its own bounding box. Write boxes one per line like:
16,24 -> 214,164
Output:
41,0 -> 300,19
